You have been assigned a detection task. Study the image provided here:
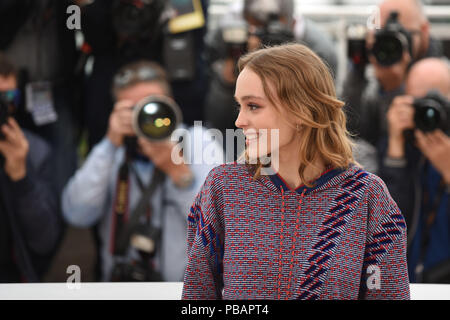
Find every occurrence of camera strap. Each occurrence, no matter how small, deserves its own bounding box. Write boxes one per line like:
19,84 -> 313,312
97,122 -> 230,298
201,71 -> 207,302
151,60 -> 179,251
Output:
111,155 -> 165,257
110,156 -> 131,256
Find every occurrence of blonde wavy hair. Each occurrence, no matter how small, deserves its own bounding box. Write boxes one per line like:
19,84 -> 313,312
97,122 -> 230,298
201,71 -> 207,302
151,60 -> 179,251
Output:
237,43 -> 355,186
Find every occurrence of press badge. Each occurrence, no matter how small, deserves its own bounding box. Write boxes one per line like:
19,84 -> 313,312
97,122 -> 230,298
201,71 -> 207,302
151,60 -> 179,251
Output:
25,81 -> 58,126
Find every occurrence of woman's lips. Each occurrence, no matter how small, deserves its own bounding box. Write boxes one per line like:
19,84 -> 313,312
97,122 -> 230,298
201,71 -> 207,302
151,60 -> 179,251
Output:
245,135 -> 258,145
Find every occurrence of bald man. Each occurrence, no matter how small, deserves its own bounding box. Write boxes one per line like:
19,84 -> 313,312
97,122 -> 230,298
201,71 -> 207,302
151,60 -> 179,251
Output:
406,58 -> 450,97
380,58 -> 450,283
343,0 -> 443,145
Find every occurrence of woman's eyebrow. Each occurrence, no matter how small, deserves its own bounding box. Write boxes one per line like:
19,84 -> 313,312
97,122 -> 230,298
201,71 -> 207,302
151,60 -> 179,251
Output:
234,95 -> 265,102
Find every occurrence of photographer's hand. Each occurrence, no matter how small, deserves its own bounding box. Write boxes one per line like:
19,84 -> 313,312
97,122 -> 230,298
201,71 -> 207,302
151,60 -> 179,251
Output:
138,138 -> 194,188
386,95 -> 415,158
0,118 -> 29,181
415,129 -> 450,184
106,100 -> 135,147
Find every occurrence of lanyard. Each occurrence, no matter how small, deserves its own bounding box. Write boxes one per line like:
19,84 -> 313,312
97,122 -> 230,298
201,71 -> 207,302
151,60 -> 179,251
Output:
110,155 -> 165,257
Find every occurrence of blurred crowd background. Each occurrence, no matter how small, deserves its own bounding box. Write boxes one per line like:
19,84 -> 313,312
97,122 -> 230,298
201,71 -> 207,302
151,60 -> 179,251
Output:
0,0 -> 449,285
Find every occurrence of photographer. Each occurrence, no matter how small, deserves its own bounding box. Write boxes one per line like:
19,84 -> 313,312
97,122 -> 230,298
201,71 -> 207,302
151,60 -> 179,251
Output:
343,0 -> 443,143
379,57 -> 450,283
62,61 -> 223,282
0,0 -> 81,193
0,53 -> 61,282
204,0 -> 338,138
78,0 -> 209,150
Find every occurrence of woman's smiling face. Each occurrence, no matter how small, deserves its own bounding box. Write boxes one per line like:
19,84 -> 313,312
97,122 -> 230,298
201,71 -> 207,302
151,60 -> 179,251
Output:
234,66 -> 298,161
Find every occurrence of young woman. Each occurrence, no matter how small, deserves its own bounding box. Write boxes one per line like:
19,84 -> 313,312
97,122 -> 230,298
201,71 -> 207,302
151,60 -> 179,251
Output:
182,43 -> 410,299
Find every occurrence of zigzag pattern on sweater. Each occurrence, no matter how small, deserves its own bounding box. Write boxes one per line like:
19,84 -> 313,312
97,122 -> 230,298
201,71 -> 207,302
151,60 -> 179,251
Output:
182,163 -> 410,300
188,195 -> 224,279
359,201 -> 407,293
297,169 -> 368,299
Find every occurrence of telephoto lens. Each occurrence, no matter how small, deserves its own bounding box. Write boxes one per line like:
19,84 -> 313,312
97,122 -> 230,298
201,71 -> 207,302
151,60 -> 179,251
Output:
372,32 -> 406,66
371,11 -> 412,66
413,90 -> 450,133
132,95 -> 182,141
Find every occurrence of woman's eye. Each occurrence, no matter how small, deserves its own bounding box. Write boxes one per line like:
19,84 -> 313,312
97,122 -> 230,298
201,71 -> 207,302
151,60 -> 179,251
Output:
248,104 -> 260,111
234,103 -> 260,113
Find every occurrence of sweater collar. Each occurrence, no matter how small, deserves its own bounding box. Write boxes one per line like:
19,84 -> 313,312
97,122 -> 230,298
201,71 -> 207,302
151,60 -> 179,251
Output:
268,166 -> 346,195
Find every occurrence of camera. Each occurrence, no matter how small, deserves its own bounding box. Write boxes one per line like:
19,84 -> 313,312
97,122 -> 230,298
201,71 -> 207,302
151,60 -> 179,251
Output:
221,14 -> 294,63
110,224 -> 163,282
371,11 -> 413,66
112,0 -> 198,82
413,90 -> 450,134
112,0 -> 166,41
0,90 -> 18,139
222,19 -> 249,62
132,95 -> 182,141
253,14 -> 295,47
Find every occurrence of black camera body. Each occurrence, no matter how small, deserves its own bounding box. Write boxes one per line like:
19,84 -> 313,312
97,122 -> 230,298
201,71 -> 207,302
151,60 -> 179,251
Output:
413,90 -> 450,134
221,20 -> 249,62
112,0 -> 199,82
371,11 -> 413,66
254,15 -> 295,47
110,218 -> 163,282
221,14 -> 295,63
112,0 -> 166,42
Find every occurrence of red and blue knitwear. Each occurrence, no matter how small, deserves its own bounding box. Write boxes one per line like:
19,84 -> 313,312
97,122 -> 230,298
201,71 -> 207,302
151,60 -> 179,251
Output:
182,162 -> 410,300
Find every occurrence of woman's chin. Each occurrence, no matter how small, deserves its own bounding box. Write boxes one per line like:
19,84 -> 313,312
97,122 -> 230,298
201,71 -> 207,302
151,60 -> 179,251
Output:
246,147 -> 271,165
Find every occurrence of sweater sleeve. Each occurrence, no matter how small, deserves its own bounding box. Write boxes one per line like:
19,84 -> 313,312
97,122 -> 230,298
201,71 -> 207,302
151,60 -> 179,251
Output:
360,174 -> 410,300
182,165 -> 225,300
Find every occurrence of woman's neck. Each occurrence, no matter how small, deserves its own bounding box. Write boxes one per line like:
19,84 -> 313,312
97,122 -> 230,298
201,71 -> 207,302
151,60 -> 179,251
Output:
275,149 -> 325,190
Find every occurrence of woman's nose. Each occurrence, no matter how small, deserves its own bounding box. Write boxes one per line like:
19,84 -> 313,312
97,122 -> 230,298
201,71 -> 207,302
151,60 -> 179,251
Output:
235,110 -> 248,129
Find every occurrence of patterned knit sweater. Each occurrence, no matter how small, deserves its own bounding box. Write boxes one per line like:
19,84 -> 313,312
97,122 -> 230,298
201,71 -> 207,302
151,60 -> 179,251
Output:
182,163 -> 410,300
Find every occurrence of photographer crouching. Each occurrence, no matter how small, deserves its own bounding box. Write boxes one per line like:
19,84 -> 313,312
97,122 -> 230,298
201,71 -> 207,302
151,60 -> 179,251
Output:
379,57 -> 450,283
62,61 -> 223,282
0,53 -> 61,282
